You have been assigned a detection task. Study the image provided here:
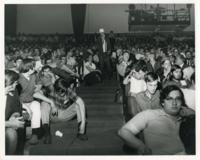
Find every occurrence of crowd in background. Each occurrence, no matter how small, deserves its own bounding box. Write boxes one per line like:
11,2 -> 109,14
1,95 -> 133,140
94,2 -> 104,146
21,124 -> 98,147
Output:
5,32 -> 195,155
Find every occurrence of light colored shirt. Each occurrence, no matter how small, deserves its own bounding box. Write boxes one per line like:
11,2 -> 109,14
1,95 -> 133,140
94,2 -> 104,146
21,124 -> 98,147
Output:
84,62 -> 96,76
181,88 -> 195,110
123,109 -> 185,155
129,77 -> 146,95
102,39 -> 107,53
116,61 -> 128,77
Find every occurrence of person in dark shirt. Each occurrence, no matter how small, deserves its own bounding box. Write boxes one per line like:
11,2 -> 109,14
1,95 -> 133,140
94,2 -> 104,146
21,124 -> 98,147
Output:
5,70 -> 25,155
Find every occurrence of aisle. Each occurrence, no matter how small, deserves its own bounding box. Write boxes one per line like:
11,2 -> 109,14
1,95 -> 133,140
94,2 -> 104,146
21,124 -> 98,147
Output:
25,79 -> 125,155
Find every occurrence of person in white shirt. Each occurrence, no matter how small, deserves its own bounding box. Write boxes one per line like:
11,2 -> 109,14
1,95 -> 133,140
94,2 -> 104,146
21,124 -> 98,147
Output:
123,60 -> 147,119
83,55 -> 102,86
181,72 -> 195,110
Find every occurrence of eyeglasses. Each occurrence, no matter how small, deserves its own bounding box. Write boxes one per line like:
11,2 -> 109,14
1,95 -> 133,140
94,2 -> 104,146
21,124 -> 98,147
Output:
165,96 -> 182,103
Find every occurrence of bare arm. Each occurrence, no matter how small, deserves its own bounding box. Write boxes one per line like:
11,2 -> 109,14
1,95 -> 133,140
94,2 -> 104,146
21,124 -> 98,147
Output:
6,113 -> 25,128
85,65 -> 96,72
119,127 -> 145,150
118,110 -> 152,154
61,65 -> 77,75
33,92 -> 55,108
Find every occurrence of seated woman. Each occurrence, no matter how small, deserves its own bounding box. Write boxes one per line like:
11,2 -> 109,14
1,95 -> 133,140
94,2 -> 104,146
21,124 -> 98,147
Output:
156,57 -> 172,86
83,54 -> 102,86
5,70 -> 25,155
40,78 -> 88,142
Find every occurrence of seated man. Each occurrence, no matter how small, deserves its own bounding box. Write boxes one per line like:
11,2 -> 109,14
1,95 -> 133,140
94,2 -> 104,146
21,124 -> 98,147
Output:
41,78 -> 88,143
123,60 -> 147,119
135,72 -> 161,113
118,85 -> 195,155
5,70 -> 25,155
18,58 -> 56,145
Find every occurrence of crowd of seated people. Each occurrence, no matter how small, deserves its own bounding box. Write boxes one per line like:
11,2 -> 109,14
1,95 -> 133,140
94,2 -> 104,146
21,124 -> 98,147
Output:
5,32 -> 195,155
114,34 -> 195,155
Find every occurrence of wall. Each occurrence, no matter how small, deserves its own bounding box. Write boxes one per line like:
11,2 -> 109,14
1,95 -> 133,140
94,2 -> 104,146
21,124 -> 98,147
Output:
17,4 -> 73,34
16,4 -> 194,34
5,5 -> 17,35
84,4 -> 129,33
184,4 -> 195,32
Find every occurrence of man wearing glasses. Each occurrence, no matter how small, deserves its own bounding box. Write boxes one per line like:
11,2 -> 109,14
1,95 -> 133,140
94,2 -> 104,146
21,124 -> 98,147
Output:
118,85 -> 194,155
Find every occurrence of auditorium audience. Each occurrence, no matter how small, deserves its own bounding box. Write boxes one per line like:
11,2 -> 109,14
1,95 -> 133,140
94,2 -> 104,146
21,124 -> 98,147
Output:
5,32 -> 195,155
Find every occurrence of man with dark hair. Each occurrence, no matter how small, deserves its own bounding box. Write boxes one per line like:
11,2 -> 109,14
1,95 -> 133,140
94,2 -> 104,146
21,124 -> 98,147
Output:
175,54 -> 187,70
163,65 -> 188,88
18,58 -> 56,145
5,70 -> 24,155
135,72 -> 161,112
123,60 -> 148,119
118,85 -> 194,155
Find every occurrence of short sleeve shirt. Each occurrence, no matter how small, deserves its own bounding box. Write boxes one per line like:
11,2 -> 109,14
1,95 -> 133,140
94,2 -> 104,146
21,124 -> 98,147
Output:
123,109 -> 185,155
129,77 -> 147,94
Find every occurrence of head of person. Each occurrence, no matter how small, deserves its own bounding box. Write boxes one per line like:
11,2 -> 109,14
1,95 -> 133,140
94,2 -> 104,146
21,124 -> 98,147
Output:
185,51 -> 192,60
169,55 -> 176,65
5,70 -> 19,90
54,78 -> 77,99
171,65 -> 183,81
123,52 -> 130,62
175,54 -> 185,66
14,56 -> 23,70
162,57 -> 172,70
19,58 -> 36,75
160,85 -> 185,116
144,72 -> 159,95
45,58 -> 52,65
87,54 -> 93,62
41,65 -> 52,77
146,52 -> 155,62
99,28 -> 105,38
132,60 -> 148,80
61,56 -> 66,64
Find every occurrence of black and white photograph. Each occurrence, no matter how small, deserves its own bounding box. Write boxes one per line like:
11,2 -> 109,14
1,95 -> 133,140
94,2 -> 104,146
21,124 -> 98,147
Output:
2,1 -> 198,159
